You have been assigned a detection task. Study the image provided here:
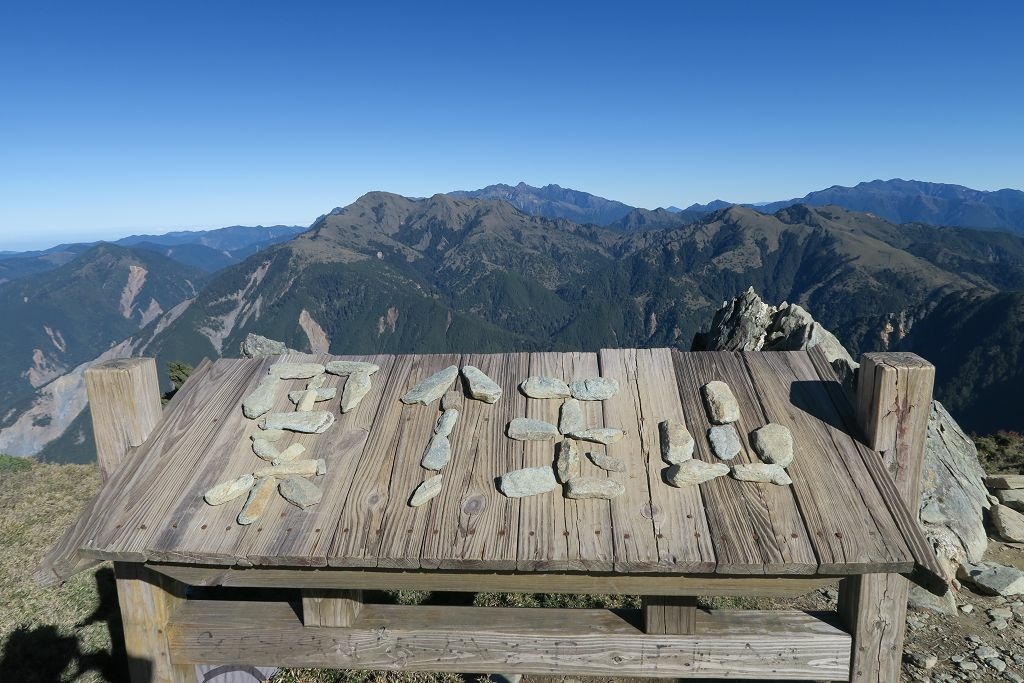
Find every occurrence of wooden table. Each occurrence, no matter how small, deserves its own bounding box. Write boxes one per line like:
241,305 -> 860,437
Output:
40,347 -> 944,682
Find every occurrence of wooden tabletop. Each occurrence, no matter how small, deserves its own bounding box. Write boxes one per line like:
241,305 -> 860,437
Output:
69,347 -> 936,578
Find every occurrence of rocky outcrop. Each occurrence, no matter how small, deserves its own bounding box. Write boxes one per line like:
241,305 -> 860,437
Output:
240,333 -> 297,358
696,288 -> 989,572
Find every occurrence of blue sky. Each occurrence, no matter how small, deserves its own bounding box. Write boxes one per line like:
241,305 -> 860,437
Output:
1,1 -> 1022,250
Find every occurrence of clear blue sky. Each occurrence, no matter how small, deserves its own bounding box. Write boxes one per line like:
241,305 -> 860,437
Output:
1,1 -> 1022,250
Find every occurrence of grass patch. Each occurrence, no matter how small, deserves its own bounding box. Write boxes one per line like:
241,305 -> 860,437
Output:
0,453 -> 32,473
975,431 -> 1024,474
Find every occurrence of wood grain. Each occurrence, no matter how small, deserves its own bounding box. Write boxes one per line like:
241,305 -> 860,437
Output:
115,562 -> 193,683
86,358 -> 163,482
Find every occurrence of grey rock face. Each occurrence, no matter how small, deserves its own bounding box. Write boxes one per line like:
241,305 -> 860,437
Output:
204,474 -> 256,506
260,411 -> 335,434
568,428 -> 624,445
269,362 -> 326,380
587,451 -> 625,473
242,376 -> 281,419
558,399 -> 584,435
237,477 -> 277,525
992,505 -> 1024,543
279,476 -> 322,509
701,381 -> 740,424
507,417 -> 560,441
271,443 -> 306,465
340,371 -> 371,413
253,458 -> 326,479
253,428 -> 286,443
288,388 -> 337,404
566,477 -> 625,500
461,365 -> 502,403
958,562 -> 1024,596
555,439 -> 580,483
997,489 -> 1024,512
751,423 -> 794,467
569,377 -> 619,401
252,438 -> 280,461
665,460 -> 730,487
659,420 -> 694,464
326,360 -> 380,376
731,463 -> 793,485
435,409 -> 459,437
421,433 -> 451,471
401,365 -> 459,405
410,474 -> 443,507
519,376 -> 570,399
498,466 -> 558,498
708,424 -> 742,460
240,333 -> 295,358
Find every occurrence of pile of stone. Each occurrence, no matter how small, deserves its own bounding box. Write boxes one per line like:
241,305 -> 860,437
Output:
985,475 -> 1024,544
497,375 -> 625,501
659,379 -> 795,488
403,364 -> 502,507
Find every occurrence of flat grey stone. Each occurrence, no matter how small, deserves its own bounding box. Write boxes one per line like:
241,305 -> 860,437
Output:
252,437 -> 280,461
288,388 -> 337,404
462,365 -> 502,403
242,376 -> 280,419
237,477 -> 277,525
271,443 -> 306,466
659,419 -> 694,464
555,439 -> 580,483
269,362 -> 326,380
907,652 -> 938,670
587,451 -> 625,473
958,562 -> 1024,596
498,466 -> 558,498
421,433 -> 451,471
558,398 -> 584,435
307,374 -> 327,390
326,360 -> 380,376
440,393 -> 462,412
664,460 -> 730,487
751,423 -> 794,467
253,428 -> 286,443
997,489 -> 1024,512
278,476 -> 322,509
708,424 -> 742,460
340,371 -> 372,413
568,428 -> 624,445
410,474 -> 443,507
569,377 -> 619,401
260,410 -> 335,434
701,380 -> 740,424
987,475 -> 1024,490
435,409 -> 459,437
204,474 -> 255,506
507,417 -> 560,441
565,477 -> 625,500
253,458 -> 326,479
401,365 -> 459,405
519,376 -> 570,399
731,463 -> 793,485
992,504 -> 1024,543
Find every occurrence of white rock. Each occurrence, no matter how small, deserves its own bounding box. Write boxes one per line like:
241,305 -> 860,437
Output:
401,365 -> 459,405
287,388 -> 336,404
253,459 -> 326,479
731,463 -> 793,485
340,370 -> 372,413
701,380 -> 740,424
421,433 -> 451,471
569,377 -> 619,401
957,562 -> 1024,596
242,376 -> 280,419
253,429 -> 286,443
751,423 -> 794,467
260,411 -> 335,434
278,476 -> 322,509
708,424 -> 742,460
992,505 -> 1024,543
306,374 -> 327,390
461,365 -> 502,403
271,443 -> 306,466
558,398 -> 584,435
498,466 -> 558,498
252,438 -> 280,461
568,428 -> 624,445
269,362 -> 326,380
326,360 -> 380,376
519,376 -> 570,399
997,489 -> 1024,512
507,417 -> 560,441
565,477 -> 625,500
237,477 -> 276,525
587,451 -> 625,473
296,389 -> 318,412
410,474 -> 443,507
555,439 -> 580,483
435,409 -> 459,437
204,474 -> 256,506
659,419 -> 694,464
665,460 -> 730,487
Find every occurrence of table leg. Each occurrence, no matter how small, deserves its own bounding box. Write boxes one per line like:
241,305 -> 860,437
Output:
642,595 -> 698,635
301,588 -> 363,627
115,562 -> 194,683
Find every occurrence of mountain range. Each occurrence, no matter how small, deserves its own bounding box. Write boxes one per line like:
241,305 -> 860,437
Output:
3,178 -> 1024,461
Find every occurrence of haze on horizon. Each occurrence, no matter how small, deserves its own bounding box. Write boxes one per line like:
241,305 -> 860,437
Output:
1,1 -> 1022,250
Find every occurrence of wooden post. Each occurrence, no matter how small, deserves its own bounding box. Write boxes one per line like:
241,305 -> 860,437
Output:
85,357 -> 162,481
840,352 -> 935,683
642,596 -> 698,635
115,563 -> 194,683
302,589 -> 363,627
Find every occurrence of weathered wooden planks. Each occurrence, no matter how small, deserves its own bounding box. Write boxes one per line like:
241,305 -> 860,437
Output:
168,599 -> 851,680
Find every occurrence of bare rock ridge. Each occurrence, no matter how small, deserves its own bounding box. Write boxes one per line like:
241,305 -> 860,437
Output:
698,287 -> 990,587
